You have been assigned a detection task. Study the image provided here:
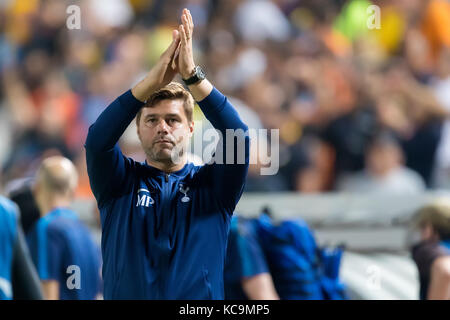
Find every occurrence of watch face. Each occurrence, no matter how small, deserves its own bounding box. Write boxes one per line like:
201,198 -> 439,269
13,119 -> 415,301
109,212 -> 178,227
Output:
196,66 -> 206,80
184,66 -> 206,85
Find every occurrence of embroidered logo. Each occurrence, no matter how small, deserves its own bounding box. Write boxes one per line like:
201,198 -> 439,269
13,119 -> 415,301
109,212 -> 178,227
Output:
136,188 -> 154,207
179,184 -> 190,203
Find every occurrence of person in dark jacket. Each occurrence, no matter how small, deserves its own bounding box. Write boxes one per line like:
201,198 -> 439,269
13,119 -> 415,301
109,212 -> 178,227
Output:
411,199 -> 450,300
85,9 -> 249,299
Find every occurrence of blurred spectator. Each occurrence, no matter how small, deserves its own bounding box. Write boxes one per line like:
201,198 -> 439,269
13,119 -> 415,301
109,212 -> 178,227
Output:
336,132 -> 426,194
431,49 -> 450,188
234,0 -> 292,43
0,196 -> 43,300
244,132 -> 290,192
6,178 -> 40,235
290,135 -> 334,193
26,156 -> 101,300
411,198 -> 450,300
421,0 -> 450,64
1,0 -> 450,195
322,106 -> 377,182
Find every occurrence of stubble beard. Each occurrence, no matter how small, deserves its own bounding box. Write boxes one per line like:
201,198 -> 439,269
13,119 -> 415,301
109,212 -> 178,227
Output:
144,142 -> 187,166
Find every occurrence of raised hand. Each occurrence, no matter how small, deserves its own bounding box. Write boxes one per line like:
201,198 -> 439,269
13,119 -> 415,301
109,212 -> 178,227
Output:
132,29 -> 180,102
176,8 -> 196,80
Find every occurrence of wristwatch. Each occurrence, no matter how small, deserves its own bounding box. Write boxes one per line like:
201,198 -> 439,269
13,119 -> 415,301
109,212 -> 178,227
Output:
182,66 -> 206,85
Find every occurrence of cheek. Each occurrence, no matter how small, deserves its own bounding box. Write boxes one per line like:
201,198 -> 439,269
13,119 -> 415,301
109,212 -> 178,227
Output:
420,226 -> 432,240
139,127 -> 155,143
172,126 -> 189,142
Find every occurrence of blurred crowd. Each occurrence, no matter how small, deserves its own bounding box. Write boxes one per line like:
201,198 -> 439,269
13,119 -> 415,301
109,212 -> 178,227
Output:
1,0 -> 450,198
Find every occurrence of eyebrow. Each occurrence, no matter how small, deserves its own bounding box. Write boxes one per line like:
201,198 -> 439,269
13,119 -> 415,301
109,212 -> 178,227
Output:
144,113 -> 181,119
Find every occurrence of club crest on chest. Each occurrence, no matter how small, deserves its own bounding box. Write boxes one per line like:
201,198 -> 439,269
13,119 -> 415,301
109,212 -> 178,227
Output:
179,183 -> 190,203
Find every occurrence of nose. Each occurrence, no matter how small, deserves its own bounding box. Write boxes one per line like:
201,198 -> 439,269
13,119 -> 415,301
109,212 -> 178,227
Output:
156,119 -> 170,135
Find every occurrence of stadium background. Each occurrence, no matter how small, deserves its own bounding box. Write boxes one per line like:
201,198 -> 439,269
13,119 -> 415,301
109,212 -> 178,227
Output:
1,0 -> 450,299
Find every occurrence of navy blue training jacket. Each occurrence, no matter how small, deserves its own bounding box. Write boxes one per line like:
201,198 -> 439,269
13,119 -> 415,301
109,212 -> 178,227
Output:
85,86 -> 250,299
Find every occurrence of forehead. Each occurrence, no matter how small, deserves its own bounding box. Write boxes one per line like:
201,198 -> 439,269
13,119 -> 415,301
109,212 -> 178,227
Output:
141,99 -> 185,118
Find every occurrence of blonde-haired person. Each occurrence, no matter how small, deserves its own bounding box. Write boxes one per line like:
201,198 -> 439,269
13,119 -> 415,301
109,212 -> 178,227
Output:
27,156 -> 102,300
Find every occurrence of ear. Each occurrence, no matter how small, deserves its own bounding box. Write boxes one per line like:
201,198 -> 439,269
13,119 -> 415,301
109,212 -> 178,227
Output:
136,122 -> 142,141
188,121 -> 194,138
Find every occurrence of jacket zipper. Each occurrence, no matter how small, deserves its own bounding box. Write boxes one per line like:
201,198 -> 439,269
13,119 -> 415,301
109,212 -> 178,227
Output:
158,173 -> 170,299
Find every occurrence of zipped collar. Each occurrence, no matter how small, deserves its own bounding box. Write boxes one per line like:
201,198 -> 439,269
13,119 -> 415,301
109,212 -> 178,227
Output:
143,160 -> 193,178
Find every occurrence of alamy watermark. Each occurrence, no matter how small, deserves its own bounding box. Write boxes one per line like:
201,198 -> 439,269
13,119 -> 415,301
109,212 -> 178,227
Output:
367,5 -> 381,30
66,265 -> 81,290
66,5 -> 81,30
366,265 -> 382,291
65,4 -> 381,31
168,123 -> 280,176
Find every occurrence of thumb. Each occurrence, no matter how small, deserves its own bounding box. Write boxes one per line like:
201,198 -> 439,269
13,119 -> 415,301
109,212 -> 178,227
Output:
172,29 -> 180,41
162,30 -> 180,60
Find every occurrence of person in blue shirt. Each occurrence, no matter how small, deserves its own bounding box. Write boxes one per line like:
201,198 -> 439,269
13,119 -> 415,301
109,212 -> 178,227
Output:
224,216 -> 279,300
85,9 -> 250,299
0,196 -> 43,300
27,156 -> 102,300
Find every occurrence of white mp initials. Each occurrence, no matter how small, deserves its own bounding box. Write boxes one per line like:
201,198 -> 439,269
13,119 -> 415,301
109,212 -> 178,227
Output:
136,189 -> 154,207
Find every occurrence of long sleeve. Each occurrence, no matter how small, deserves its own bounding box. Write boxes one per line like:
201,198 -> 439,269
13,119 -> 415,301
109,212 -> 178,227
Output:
12,225 -> 43,300
85,90 -> 144,208
197,87 -> 250,212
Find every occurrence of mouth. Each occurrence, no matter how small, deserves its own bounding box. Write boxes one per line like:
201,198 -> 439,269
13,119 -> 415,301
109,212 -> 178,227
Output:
154,139 -> 174,146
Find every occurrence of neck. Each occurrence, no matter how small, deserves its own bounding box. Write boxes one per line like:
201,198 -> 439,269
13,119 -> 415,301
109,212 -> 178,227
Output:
38,196 -> 72,217
146,157 -> 187,173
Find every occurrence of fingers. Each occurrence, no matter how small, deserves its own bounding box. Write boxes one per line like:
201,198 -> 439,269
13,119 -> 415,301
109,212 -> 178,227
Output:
170,30 -> 180,59
182,16 -> 190,41
172,29 -> 179,41
181,8 -> 193,40
186,9 -> 194,31
179,24 -> 187,46
178,10 -> 196,78
174,42 -> 181,60
171,42 -> 181,70
161,30 -> 180,61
